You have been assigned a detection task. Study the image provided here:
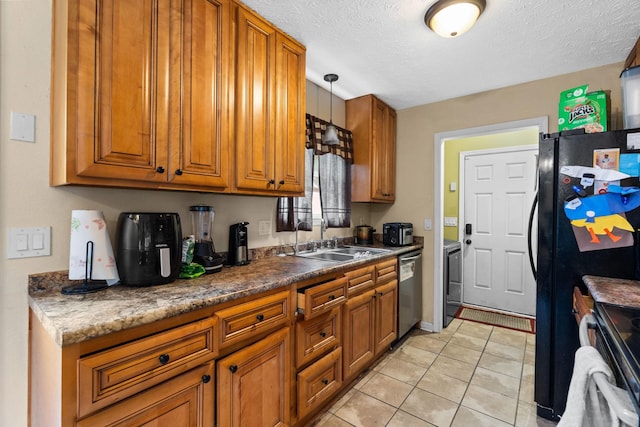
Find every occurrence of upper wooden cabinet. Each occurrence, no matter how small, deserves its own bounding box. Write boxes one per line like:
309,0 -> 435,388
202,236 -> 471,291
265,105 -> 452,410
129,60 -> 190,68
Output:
51,0 -> 305,195
346,94 -> 397,203
233,3 -> 306,195
625,35 -> 640,69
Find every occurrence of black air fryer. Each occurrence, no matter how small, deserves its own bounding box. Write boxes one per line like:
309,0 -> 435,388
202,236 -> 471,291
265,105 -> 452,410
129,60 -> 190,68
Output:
228,222 -> 250,265
116,213 -> 182,286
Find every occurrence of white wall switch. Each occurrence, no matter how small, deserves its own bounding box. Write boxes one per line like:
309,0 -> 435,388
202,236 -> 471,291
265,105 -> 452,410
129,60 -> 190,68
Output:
258,220 -> 271,236
423,218 -> 432,231
10,112 -> 36,143
444,217 -> 458,227
7,226 -> 51,259
449,182 -> 457,192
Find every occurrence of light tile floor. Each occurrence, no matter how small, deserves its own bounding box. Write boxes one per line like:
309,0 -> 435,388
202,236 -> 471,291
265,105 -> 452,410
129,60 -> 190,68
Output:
311,318 -> 559,427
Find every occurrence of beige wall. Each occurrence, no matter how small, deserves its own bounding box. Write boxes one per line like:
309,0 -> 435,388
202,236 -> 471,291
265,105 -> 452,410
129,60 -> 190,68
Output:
371,62 -> 624,326
0,1 -> 627,425
0,3 -> 365,425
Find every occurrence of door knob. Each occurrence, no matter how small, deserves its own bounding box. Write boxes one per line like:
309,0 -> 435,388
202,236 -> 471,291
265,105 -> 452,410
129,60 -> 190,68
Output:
466,239 -> 472,245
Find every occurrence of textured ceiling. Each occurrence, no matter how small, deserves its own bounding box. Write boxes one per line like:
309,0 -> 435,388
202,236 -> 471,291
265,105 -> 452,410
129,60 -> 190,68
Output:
240,0 -> 640,110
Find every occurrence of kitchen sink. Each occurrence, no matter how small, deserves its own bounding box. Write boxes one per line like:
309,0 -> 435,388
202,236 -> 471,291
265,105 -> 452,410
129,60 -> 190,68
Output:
294,245 -> 391,262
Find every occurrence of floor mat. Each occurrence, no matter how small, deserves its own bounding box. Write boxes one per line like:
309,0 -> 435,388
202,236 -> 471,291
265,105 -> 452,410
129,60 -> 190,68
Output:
455,306 -> 536,334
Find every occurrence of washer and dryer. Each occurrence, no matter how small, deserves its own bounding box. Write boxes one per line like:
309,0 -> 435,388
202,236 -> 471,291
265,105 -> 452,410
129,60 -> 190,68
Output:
443,240 -> 462,327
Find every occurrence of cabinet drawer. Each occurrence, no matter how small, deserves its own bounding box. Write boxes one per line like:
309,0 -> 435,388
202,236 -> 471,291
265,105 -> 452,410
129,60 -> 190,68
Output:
297,347 -> 342,421
78,317 -> 216,417
376,258 -> 397,284
344,265 -> 375,296
216,290 -> 290,349
296,307 -> 341,368
297,277 -> 347,320
77,362 -> 214,427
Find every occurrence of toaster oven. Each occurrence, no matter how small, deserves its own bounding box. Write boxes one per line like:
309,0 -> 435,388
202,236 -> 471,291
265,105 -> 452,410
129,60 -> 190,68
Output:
383,222 -> 413,246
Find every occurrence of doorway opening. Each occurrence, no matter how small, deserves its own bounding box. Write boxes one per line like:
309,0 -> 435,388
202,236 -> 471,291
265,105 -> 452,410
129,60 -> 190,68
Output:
432,117 -> 548,332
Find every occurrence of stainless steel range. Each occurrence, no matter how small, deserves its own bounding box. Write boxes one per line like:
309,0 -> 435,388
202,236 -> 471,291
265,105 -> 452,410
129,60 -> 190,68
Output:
593,302 -> 640,416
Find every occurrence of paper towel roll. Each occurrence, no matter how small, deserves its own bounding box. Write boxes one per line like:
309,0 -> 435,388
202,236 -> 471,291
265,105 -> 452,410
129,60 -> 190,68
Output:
69,210 -> 120,285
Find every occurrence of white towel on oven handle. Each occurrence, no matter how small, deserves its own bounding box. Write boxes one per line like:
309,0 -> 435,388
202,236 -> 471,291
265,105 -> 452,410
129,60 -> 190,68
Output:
559,345 -> 635,427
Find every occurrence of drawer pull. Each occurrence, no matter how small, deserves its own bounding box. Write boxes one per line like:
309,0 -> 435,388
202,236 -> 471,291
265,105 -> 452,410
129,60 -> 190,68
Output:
328,295 -> 336,301
202,374 -> 211,384
229,365 -> 238,373
322,379 -> 329,385
256,314 -> 265,322
158,354 -> 170,365
319,331 -> 327,338
156,166 -> 165,173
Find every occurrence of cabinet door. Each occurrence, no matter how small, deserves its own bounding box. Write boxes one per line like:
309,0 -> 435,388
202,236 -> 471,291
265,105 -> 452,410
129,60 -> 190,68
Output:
374,280 -> 398,355
234,6 -> 277,192
371,99 -> 396,201
342,289 -> 375,381
169,0 -> 230,189
75,0 -> 170,182
217,327 -> 291,426
77,363 -> 214,427
273,32 -> 305,194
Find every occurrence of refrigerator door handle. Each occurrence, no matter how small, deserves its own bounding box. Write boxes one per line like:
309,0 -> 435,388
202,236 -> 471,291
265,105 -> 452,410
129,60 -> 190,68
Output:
527,192 -> 538,280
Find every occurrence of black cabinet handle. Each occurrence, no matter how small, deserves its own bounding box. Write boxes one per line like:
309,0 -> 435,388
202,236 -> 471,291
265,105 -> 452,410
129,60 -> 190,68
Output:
202,374 -> 211,384
321,379 -> 329,385
279,179 -> 285,185
175,169 -> 183,176
229,365 -> 238,373
319,331 -> 327,338
159,354 -> 170,365
328,295 -> 336,301
156,166 -> 165,173
268,179 -> 275,185
256,314 -> 265,322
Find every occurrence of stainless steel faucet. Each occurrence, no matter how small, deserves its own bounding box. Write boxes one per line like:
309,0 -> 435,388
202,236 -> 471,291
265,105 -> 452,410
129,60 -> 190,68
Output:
320,218 -> 326,243
294,220 -> 311,255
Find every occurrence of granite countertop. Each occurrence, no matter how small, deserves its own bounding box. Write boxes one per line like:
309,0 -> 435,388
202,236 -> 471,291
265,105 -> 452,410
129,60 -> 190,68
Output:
583,275 -> 640,307
29,244 -> 421,347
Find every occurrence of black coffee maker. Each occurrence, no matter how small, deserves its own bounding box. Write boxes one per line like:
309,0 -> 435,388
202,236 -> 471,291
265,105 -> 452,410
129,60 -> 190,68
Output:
228,222 -> 250,265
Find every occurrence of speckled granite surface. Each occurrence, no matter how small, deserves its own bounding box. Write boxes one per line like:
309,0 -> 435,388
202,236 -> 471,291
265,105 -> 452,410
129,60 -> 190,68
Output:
29,241 -> 422,347
583,275 -> 640,307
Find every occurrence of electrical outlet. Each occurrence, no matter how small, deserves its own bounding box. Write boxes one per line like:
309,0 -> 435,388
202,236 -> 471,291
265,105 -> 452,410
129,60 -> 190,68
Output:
258,220 -> 271,236
423,218 -> 432,231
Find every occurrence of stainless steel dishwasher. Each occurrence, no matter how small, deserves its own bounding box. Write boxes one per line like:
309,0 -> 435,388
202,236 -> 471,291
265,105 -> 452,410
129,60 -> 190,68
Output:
398,249 -> 423,339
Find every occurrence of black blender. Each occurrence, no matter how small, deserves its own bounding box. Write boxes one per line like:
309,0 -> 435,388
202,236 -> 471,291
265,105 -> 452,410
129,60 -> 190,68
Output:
189,205 -> 223,274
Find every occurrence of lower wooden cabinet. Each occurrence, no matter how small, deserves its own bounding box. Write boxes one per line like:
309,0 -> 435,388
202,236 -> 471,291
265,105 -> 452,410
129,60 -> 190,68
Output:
217,327 -> 291,426
297,347 -> 342,420
77,362 -> 214,427
374,280 -> 398,355
342,277 -> 398,381
342,289 -> 376,381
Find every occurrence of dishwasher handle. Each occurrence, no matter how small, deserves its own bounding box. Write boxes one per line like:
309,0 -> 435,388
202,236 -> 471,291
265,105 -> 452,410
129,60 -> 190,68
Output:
400,254 -> 422,262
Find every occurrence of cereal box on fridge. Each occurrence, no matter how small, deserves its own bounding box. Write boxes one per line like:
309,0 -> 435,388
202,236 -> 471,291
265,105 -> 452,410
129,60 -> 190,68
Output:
558,84 -> 608,133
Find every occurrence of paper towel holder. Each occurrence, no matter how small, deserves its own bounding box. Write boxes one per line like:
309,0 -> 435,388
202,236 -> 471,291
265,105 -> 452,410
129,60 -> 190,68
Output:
61,241 -> 109,295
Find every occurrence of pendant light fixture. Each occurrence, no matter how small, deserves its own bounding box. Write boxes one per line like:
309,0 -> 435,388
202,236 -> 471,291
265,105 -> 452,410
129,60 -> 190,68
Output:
323,73 -> 340,145
425,0 -> 486,38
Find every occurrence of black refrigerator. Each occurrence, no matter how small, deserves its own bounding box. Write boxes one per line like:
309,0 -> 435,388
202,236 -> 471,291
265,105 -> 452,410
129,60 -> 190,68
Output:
535,128 -> 640,420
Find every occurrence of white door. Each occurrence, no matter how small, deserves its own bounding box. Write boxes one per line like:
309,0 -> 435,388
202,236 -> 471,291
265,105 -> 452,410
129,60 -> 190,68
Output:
462,147 -> 537,316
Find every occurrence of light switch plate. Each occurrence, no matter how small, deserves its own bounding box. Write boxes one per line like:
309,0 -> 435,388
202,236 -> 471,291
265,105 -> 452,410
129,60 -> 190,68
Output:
444,217 -> 458,227
10,112 -> 36,142
7,226 -> 51,259
423,218 -> 432,231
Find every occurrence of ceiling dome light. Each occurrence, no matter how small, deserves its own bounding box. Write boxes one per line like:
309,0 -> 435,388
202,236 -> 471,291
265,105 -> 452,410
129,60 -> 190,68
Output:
425,0 -> 486,38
